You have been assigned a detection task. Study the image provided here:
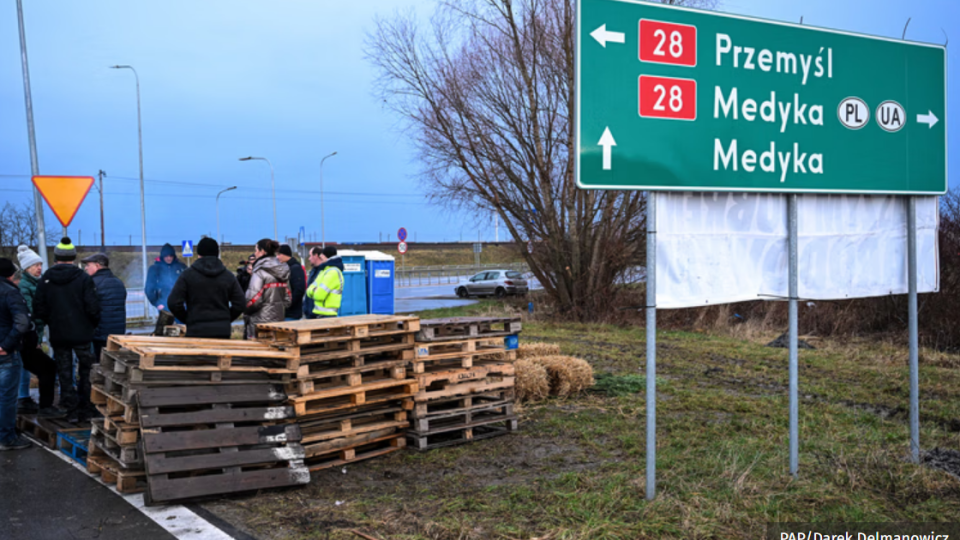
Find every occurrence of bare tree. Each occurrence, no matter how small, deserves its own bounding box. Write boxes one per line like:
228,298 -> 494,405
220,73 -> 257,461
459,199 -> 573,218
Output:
0,202 -> 59,259
368,0 -> 714,319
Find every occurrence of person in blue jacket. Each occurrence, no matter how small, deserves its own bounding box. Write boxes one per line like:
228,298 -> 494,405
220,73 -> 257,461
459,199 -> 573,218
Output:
145,243 -> 186,312
82,253 -> 127,362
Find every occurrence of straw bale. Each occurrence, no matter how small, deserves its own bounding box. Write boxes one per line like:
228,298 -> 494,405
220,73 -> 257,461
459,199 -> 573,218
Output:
514,358 -> 550,402
532,355 -> 595,397
516,342 -> 561,360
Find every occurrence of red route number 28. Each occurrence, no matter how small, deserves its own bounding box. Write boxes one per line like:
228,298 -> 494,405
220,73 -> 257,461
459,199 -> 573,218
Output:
639,75 -> 697,121
639,19 -> 697,67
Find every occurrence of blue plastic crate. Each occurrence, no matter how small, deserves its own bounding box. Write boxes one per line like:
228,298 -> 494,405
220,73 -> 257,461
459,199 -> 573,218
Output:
504,334 -> 519,350
57,428 -> 91,466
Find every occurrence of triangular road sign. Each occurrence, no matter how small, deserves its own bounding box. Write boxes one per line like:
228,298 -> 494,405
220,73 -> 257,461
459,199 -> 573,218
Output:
32,176 -> 95,228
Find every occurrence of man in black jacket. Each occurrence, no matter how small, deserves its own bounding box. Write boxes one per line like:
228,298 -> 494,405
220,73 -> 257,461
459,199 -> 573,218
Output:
33,238 -> 101,423
277,245 -> 306,320
82,253 -> 127,362
167,237 -> 246,339
0,258 -> 32,450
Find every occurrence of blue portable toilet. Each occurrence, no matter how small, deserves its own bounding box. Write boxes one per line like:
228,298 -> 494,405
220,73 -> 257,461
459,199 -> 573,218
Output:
361,251 -> 395,315
337,250 -> 368,316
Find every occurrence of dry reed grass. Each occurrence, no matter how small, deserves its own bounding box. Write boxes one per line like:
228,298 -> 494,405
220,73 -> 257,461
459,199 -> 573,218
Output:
516,342 -> 561,359
532,355 -> 595,397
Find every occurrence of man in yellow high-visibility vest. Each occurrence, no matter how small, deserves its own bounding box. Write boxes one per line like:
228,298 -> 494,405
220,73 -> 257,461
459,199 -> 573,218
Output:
306,246 -> 344,317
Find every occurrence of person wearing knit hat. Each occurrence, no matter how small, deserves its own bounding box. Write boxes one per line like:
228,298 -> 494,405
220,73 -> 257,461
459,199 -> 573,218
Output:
0,257 -> 33,449
12,247 -> 59,417
33,244 -> 101,423
54,237 -> 77,262
166,237 -> 246,339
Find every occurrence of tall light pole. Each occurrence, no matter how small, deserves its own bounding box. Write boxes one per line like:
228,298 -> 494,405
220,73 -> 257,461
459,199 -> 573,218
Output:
320,151 -> 337,247
239,157 -> 276,240
16,0 -> 49,270
110,64 -> 147,289
216,186 -> 237,245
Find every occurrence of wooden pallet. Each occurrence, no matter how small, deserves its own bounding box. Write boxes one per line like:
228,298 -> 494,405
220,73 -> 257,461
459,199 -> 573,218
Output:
87,445 -> 147,493
16,415 -> 70,448
90,429 -> 142,467
138,384 -> 294,428
295,348 -> 412,381
290,378 -> 418,417
407,419 -> 518,451
303,429 -> 406,472
415,337 -> 507,359
97,415 -> 139,445
92,368 -> 142,404
290,363 -> 409,397
91,385 -> 138,424
106,335 -> 298,372
417,317 -> 522,342
57,428 -> 90,466
410,402 -> 515,434
299,404 -> 409,444
256,314 -> 420,345
412,389 -> 515,417
276,333 -> 417,366
415,372 -> 515,403
413,362 -> 515,388
100,349 -> 292,386
409,350 -> 516,374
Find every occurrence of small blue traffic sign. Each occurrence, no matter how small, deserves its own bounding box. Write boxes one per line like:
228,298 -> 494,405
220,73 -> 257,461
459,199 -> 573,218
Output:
397,227 -> 408,242
182,240 -> 194,257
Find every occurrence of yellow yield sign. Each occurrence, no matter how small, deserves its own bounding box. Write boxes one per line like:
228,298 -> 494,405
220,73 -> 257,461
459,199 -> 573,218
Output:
32,175 -> 94,227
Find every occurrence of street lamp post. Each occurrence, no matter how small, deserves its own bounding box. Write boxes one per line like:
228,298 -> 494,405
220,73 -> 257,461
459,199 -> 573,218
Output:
216,186 -> 237,245
239,157 -> 276,240
110,64 -> 148,289
320,151 -> 337,247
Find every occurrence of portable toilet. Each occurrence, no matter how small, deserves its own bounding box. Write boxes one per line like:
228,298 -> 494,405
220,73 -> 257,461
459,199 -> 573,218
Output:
337,250 -> 368,316
361,250 -> 395,315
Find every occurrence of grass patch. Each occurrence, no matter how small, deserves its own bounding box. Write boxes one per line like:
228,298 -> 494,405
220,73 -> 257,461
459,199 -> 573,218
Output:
199,303 -> 960,540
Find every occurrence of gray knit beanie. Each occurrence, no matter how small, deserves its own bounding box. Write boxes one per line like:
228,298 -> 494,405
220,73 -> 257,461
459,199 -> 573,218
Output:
17,244 -> 42,270
54,237 -> 77,262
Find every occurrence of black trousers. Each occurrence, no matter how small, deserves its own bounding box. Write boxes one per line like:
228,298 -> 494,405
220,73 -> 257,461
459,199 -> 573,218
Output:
52,343 -> 96,412
20,332 -> 56,409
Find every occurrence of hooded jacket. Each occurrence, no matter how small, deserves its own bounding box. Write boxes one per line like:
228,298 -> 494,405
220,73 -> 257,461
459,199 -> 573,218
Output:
145,243 -> 186,309
33,264 -> 101,347
306,255 -> 344,317
90,267 -> 127,342
0,278 -> 31,354
167,256 -> 246,339
244,256 -> 291,336
284,256 -> 307,320
303,257 -> 343,318
18,270 -> 45,337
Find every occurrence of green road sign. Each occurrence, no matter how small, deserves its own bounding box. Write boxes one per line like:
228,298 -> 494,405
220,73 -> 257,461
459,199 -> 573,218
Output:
576,0 -> 947,194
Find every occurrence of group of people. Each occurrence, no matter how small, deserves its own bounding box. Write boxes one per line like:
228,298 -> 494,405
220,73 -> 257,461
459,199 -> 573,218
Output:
0,238 -> 126,450
0,236 -> 344,451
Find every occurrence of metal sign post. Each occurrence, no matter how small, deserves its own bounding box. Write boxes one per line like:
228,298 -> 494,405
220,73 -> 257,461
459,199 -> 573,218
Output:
907,196 -> 919,462
645,192 -> 657,500
788,194 -> 799,476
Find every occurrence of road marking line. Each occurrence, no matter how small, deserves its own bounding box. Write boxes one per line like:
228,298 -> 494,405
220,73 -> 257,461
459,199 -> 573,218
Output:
25,433 -> 235,540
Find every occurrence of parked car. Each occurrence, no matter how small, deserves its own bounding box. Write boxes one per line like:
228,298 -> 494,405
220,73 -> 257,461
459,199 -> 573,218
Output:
456,270 -> 528,298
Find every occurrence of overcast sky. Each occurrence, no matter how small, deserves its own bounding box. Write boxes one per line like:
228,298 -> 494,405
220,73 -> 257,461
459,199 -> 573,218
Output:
1,0 -> 956,247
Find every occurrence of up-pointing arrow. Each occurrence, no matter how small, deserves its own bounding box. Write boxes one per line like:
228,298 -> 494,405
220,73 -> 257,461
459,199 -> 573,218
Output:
598,128 -> 616,171
591,24 -> 625,48
917,110 -> 939,128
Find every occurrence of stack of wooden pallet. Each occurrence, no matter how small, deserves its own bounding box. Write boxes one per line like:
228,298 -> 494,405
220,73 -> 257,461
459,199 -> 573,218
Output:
90,335 -> 310,503
256,315 -> 420,471
408,317 -> 521,450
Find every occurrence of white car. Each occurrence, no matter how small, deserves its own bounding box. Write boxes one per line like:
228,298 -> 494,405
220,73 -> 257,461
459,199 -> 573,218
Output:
456,270 -> 528,298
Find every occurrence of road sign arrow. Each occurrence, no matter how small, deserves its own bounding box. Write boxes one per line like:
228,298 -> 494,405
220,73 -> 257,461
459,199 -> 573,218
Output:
917,110 -> 939,128
598,127 -> 616,170
590,24 -> 625,48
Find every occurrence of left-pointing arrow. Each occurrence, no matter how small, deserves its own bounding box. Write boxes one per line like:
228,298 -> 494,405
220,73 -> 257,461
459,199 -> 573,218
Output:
598,128 -> 616,171
591,24 -> 625,48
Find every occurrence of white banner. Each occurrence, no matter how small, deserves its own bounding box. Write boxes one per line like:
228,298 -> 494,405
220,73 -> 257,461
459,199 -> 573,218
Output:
656,193 -> 939,309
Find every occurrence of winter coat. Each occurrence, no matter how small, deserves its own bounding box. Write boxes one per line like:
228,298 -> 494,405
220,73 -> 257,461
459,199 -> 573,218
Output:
303,265 -> 322,319
18,271 -> 44,337
237,265 -> 252,292
306,256 -> 344,317
33,264 -> 101,347
167,256 -> 246,339
284,257 -> 307,320
244,256 -> 291,337
90,268 -> 127,342
0,278 -> 31,354
145,243 -> 186,309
